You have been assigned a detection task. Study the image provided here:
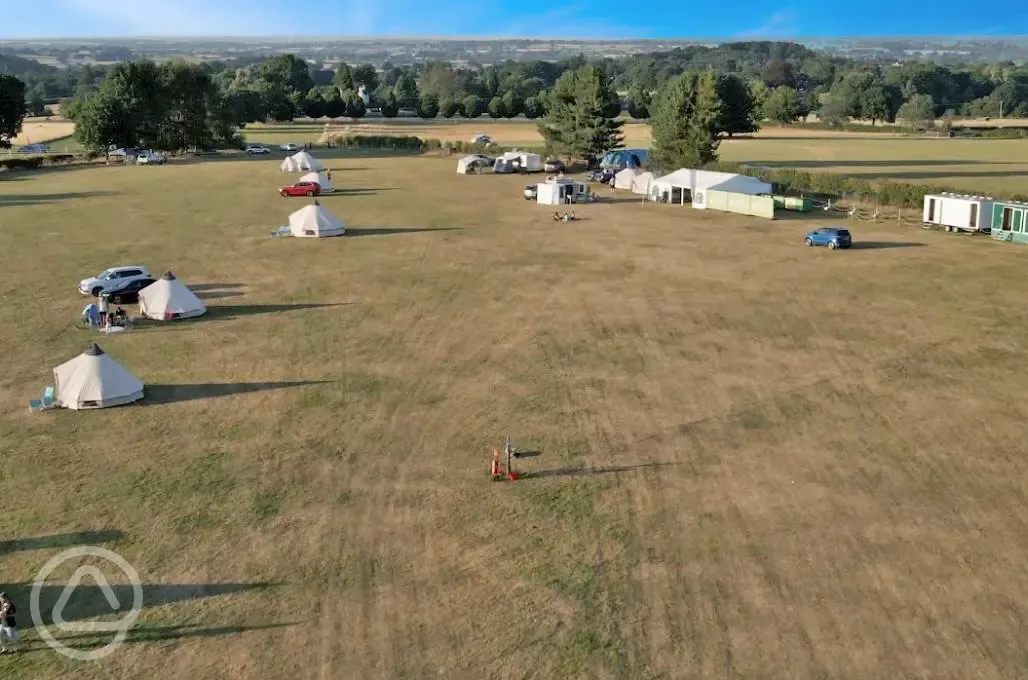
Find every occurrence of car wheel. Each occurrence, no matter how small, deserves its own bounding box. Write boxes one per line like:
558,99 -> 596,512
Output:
829,241 -> 837,250
280,190 -> 289,197
91,286 -> 103,296
805,238 -> 813,246
305,191 -> 314,197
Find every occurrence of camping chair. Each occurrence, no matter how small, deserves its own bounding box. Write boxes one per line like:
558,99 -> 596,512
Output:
29,385 -> 56,412
271,225 -> 291,237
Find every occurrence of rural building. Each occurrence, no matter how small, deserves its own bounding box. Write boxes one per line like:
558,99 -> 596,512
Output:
536,178 -> 588,205
922,193 -> 995,233
990,200 -> 1028,244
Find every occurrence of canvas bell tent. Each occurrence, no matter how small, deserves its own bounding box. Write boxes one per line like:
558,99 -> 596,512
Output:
288,201 -> 346,237
299,171 -> 334,193
631,171 -> 655,195
138,272 -> 207,320
280,151 -> 324,172
52,344 -> 144,410
614,168 -> 640,190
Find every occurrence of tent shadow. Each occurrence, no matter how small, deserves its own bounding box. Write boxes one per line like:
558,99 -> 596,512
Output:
0,581 -> 283,628
346,227 -> 460,237
0,191 -> 118,207
0,530 -> 124,556
189,283 -> 245,291
144,380 -> 333,405
202,302 -> 354,320
18,621 -> 300,653
521,462 -> 679,479
849,241 -> 926,250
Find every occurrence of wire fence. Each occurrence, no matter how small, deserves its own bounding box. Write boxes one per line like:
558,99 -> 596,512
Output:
808,196 -> 927,227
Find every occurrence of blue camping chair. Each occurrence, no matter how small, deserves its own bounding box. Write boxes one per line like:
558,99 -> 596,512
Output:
29,385 -> 56,412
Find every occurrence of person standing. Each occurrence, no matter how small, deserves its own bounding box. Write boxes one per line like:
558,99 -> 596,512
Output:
97,293 -> 109,327
0,592 -> 17,654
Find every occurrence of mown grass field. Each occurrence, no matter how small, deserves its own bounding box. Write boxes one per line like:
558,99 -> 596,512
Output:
3,152 -> 1028,679
242,120 -> 1028,196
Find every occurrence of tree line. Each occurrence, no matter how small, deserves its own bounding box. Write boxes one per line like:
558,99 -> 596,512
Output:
1,40 -> 1027,153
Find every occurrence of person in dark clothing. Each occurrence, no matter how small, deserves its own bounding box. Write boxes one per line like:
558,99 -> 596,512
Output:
0,592 -> 17,654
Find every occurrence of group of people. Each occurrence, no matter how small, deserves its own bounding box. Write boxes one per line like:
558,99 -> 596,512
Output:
0,592 -> 17,654
552,211 -> 577,222
81,293 -> 129,329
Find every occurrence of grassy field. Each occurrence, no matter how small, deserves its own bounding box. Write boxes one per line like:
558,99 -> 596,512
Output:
3,152 -> 1028,679
8,119 -> 77,148
241,120 -> 1028,196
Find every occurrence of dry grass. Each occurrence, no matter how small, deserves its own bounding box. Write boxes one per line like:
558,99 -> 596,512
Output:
3,154 -> 1028,679
8,119 -> 76,148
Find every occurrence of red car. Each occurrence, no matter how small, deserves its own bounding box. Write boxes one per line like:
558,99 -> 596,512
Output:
280,180 -> 321,197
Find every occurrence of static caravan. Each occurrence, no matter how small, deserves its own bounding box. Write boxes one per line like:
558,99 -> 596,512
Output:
536,179 -> 588,205
990,200 -> 1028,245
922,193 -> 995,233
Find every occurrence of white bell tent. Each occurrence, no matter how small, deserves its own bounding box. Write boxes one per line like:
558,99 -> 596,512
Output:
52,344 -> 144,410
614,167 -> 639,190
280,150 -> 324,172
288,201 -> 346,237
299,171 -> 334,192
138,272 -> 207,320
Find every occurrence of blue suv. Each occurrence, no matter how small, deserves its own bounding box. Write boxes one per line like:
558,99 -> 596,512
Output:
805,227 -> 852,250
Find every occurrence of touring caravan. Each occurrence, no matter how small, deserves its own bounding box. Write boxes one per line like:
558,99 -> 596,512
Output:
922,193 -> 995,233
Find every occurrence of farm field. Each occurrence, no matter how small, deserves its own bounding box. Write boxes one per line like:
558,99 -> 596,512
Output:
3,153 -> 1028,679
242,120 -> 1028,196
7,118 -> 77,149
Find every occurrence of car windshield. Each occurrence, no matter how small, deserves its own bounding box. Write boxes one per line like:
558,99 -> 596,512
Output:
96,269 -> 114,279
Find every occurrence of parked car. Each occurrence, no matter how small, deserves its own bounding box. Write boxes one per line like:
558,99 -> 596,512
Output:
544,158 -> 565,173
136,150 -> 167,165
18,143 -> 49,154
79,266 -> 153,296
280,143 -> 300,151
104,277 -> 157,305
280,180 -> 321,197
805,227 -> 852,250
523,184 -> 538,200
588,168 -> 616,184
246,144 -> 271,155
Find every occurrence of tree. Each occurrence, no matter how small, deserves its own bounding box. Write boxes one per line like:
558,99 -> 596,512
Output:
537,65 -> 624,161
748,79 -> 768,117
715,74 -> 757,137
351,64 -> 379,92
417,92 -> 439,118
380,91 -> 399,118
523,96 -> 544,119
761,59 -> 796,89
626,85 -> 651,119
649,71 -> 722,170
440,97 -> 460,118
860,85 -> 889,125
763,86 -> 800,124
487,96 -> 506,118
225,89 -> 264,125
26,93 -> 47,117
461,94 -> 484,118
333,63 -> 355,92
897,93 -> 935,130
302,89 -> 325,118
259,54 -> 313,95
322,87 -> 345,118
342,90 -> 366,118
502,90 -> 523,118
393,74 -> 419,110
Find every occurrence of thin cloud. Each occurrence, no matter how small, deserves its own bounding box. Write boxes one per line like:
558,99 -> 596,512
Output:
734,9 -> 799,38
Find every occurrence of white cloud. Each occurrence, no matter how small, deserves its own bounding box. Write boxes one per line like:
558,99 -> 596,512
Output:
734,9 -> 799,38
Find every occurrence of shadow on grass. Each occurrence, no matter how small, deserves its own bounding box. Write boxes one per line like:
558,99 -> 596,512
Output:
325,187 -> 397,195
203,302 -> 354,320
346,227 -> 460,237
514,450 -> 542,458
144,380 -> 333,405
189,283 -> 245,291
849,241 -> 926,250
17,621 -> 300,653
522,462 -> 679,479
749,159 -> 1025,168
0,581 -> 282,628
0,530 -> 124,556
0,190 -> 118,206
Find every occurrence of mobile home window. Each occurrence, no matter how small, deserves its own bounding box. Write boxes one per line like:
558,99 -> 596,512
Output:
970,203 -> 978,228
928,198 -> 936,221
1002,207 -> 1014,231
1016,210 -> 1025,233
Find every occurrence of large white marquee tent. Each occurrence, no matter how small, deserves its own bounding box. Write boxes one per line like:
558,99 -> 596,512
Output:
288,202 -> 346,237
649,169 -> 771,204
280,151 -> 324,172
52,344 -> 144,410
138,272 -> 207,320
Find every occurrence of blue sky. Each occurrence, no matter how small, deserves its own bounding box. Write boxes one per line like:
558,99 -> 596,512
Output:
4,0 -> 1025,39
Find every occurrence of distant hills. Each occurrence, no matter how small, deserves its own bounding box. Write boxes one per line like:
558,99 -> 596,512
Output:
1,37 -> 1026,69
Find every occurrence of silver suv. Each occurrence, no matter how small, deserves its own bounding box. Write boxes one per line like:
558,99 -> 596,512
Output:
79,266 -> 153,296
